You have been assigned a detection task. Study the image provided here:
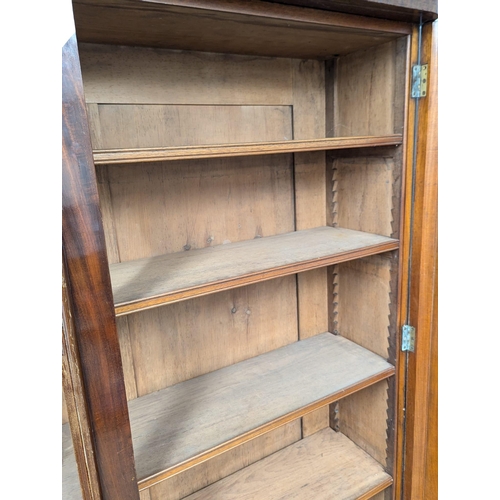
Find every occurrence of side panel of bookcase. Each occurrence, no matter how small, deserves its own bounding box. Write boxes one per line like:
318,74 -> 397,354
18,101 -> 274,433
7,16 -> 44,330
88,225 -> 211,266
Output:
63,34 -> 139,500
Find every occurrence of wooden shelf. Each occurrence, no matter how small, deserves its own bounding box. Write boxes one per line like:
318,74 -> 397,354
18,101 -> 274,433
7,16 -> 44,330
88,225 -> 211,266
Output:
184,428 -> 392,500
64,430 -> 392,500
111,226 -> 398,316
63,332 -> 394,493
93,135 -> 402,165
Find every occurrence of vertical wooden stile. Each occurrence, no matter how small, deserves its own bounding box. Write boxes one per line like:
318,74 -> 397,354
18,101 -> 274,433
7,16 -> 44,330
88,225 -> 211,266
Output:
62,260 -> 101,500
400,20 -> 438,500
63,33 -> 139,500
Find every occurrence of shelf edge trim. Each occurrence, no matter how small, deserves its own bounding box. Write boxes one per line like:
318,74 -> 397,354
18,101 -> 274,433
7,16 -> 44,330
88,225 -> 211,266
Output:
114,239 -> 399,316
94,135 -> 403,165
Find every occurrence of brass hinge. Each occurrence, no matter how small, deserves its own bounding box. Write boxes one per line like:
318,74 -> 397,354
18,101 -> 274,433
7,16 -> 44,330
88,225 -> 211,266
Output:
411,64 -> 428,98
401,325 -> 415,352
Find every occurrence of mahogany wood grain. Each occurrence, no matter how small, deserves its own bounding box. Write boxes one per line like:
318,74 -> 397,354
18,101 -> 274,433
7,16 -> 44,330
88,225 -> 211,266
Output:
93,135 -> 402,164
401,20 -> 438,500
424,257 -> 438,499
63,34 -> 139,500
110,227 -> 398,315
73,0 -> 410,58
183,428 -> 393,499
62,260 -> 101,500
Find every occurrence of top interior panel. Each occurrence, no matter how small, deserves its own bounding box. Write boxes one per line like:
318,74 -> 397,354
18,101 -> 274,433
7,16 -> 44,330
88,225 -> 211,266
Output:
72,0 -> 410,59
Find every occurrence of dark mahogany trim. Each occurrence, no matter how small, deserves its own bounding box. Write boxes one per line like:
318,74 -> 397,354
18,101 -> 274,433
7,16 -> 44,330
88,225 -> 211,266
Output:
63,255 -> 102,500
62,34 -> 140,500
266,0 -> 438,22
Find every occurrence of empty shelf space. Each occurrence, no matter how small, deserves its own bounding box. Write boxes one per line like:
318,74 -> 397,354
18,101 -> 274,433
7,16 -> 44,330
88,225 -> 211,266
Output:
62,333 -> 394,492
131,333 -> 392,488
93,135 -> 402,165
111,226 -> 398,316
184,428 -> 392,500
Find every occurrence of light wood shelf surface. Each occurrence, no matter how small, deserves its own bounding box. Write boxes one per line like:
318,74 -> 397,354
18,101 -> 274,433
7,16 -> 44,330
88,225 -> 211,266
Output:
63,333 -> 394,492
184,428 -> 393,500
93,135 -> 402,164
111,226 -> 398,316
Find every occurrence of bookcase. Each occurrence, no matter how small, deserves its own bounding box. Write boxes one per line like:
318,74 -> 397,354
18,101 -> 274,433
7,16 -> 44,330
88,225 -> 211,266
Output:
62,1 -> 438,499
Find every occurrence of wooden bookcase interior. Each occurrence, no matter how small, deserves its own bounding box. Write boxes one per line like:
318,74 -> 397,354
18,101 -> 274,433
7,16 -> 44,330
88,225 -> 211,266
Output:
63,2 -> 412,499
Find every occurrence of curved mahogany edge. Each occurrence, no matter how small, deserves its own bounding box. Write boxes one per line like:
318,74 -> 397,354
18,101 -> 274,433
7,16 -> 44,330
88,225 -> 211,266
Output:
138,367 -> 395,490
62,34 -> 140,500
115,240 -> 399,316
